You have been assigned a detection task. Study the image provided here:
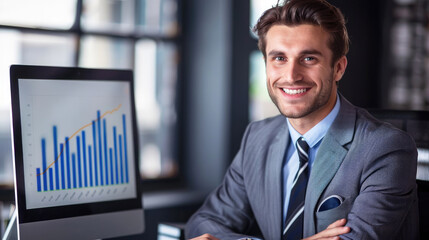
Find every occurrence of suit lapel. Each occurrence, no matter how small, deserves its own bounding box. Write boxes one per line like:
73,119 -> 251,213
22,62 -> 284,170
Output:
304,135 -> 347,235
265,118 -> 290,239
303,95 -> 356,236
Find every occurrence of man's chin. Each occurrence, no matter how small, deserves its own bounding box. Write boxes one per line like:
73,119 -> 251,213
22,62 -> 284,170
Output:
280,111 -> 309,119
278,106 -> 312,119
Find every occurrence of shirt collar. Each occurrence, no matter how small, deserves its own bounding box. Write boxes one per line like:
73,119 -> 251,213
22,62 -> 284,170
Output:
287,94 -> 341,148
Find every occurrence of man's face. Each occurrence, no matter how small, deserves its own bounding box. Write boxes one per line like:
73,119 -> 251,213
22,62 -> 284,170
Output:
265,24 -> 346,125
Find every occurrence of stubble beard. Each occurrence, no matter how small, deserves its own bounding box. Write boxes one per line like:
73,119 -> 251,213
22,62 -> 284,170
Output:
267,77 -> 335,119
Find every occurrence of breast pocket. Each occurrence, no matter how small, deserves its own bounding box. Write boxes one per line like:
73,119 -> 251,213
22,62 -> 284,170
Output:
315,197 -> 353,232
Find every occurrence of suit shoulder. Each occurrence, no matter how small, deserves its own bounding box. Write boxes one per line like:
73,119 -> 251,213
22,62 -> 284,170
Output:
354,108 -> 416,149
249,114 -> 285,129
246,115 -> 286,136
239,115 -> 287,147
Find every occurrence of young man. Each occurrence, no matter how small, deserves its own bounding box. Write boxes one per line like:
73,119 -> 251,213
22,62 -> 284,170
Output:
186,0 -> 419,239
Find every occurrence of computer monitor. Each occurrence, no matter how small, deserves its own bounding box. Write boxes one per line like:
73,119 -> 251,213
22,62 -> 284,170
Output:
9,65 -> 144,240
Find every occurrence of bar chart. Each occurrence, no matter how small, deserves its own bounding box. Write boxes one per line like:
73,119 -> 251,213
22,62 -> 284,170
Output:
36,107 -> 130,192
18,79 -> 137,209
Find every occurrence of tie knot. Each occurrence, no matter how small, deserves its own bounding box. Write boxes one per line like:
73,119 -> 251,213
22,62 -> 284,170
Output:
296,137 -> 309,164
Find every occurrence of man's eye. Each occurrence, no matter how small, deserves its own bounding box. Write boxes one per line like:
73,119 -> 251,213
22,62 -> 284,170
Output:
275,56 -> 285,61
303,57 -> 315,62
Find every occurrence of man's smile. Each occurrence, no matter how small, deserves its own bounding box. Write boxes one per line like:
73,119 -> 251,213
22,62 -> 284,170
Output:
282,88 -> 308,95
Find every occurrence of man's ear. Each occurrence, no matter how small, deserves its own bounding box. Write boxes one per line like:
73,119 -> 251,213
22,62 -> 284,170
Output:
334,56 -> 347,82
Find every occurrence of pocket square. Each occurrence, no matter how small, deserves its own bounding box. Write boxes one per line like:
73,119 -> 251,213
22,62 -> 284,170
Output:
317,195 -> 343,212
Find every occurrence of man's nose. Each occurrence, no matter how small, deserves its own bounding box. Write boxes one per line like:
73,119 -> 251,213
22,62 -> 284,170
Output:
282,61 -> 303,83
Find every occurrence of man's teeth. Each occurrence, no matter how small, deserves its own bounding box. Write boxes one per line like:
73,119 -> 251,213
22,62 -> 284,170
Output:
283,88 -> 307,95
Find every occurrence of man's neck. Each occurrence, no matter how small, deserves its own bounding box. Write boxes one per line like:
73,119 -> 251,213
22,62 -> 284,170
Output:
288,94 -> 338,135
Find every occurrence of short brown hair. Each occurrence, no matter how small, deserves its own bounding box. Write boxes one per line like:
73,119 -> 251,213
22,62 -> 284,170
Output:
253,0 -> 349,64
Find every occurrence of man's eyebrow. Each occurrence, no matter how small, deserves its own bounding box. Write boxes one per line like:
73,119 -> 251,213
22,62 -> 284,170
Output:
267,50 -> 284,57
267,49 -> 324,57
300,49 -> 323,56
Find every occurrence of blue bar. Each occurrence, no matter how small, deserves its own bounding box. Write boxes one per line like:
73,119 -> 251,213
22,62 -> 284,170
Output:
72,153 -> 77,188
89,145 -> 93,187
77,136 -> 82,188
60,143 -> 65,189
49,168 -> 54,191
92,120 -> 98,186
97,110 -> 104,185
119,134 -> 123,184
36,168 -> 41,192
113,127 -> 118,184
123,114 -> 129,183
41,138 -> 48,191
66,137 -> 71,189
53,126 -> 59,190
103,118 -> 109,185
82,131 -> 88,187
109,148 -> 113,185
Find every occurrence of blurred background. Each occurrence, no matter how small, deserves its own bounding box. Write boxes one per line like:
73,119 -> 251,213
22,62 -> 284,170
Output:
0,0 -> 428,238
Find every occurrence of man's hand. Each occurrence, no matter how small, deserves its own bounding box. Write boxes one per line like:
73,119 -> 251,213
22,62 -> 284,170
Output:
303,218 -> 350,240
190,233 -> 220,240
189,219 -> 349,240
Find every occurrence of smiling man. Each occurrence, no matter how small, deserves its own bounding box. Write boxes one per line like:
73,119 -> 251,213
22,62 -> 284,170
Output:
185,0 -> 419,239
265,23 -> 345,134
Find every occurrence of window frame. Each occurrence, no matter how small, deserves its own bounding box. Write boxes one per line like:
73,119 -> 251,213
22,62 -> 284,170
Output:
0,0 -> 185,194
228,0 -> 257,162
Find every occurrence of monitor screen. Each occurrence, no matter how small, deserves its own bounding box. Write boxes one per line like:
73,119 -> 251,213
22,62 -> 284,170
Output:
9,65 -> 144,240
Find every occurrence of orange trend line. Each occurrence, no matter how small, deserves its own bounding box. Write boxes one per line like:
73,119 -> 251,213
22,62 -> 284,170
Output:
38,104 -> 122,176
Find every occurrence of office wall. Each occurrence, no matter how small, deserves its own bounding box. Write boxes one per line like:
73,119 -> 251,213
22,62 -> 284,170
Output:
182,0 -> 232,192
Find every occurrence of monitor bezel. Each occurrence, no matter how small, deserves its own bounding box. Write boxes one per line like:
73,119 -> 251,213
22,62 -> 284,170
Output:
9,64 -> 143,224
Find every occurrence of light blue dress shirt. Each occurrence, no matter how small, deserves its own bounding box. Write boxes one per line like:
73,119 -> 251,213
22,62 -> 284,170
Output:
282,95 -> 341,227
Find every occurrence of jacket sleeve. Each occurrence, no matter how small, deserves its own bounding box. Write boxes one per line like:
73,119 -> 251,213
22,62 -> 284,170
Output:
341,128 -> 419,239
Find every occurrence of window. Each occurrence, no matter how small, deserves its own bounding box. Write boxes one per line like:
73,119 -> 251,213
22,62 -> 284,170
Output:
249,51 -> 279,121
387,0 -> 429,109
0,0 -> 180,186
249,0 -> 280,121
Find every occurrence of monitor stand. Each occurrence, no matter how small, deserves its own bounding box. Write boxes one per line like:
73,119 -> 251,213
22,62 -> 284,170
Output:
2,209 -> 17,240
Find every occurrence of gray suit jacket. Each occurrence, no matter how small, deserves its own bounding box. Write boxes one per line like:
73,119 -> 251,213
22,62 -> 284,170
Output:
185,96 -> 419,240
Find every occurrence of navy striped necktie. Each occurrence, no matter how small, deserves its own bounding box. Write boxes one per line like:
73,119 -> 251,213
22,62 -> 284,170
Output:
283,137 -> 310,240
